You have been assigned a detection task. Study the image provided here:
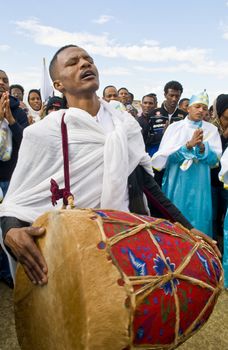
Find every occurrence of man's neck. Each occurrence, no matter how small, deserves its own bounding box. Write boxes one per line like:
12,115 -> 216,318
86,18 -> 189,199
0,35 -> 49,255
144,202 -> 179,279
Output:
163,101 -> 176,114
67,94 -> 100,116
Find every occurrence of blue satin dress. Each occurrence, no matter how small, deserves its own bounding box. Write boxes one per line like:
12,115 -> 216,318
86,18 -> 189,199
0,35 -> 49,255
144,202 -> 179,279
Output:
162,122 -> 219,237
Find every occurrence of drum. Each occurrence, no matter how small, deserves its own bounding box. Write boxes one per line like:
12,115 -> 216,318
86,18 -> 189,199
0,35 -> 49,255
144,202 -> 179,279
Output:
14,209 -> 223,350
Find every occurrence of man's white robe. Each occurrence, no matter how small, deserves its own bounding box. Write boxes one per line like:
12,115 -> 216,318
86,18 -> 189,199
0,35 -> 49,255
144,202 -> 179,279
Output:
0,99 -> 153,278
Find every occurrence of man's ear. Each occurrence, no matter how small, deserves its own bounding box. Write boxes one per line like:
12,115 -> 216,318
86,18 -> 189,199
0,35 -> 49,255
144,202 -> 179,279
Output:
53,80 -> 65,94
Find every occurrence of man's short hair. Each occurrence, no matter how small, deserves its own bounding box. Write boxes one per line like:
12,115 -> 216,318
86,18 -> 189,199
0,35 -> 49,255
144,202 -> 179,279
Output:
9,84 -> 24,95
49,44 -> 78,81
164,80 -> 183,94
142,93 -> 157,102
118,87 -> 129,94
103,85 -> 117,97
179,98 -> 189,105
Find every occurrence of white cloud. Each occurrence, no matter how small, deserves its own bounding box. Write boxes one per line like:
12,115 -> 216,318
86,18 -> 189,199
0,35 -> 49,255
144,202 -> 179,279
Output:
15,19 -> 209,66
142,39 -> 160,46
222,30 -> 228,39
219,19 -> 228,39
134,60 -> 228,77
15,19 -> 109,47
0,45 -> 10,52
8,67 -> 41,95
101,67 -> 131,76
92,15 -> 114,24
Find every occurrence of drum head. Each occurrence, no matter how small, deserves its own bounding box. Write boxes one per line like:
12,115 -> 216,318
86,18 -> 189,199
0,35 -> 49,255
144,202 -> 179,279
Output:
14,209 -> 130,350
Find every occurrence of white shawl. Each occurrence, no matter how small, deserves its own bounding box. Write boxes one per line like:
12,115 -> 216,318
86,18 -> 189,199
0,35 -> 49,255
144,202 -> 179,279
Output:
0,99 -> 152,223
151,117 -> 222,171
28,106 -> 41,123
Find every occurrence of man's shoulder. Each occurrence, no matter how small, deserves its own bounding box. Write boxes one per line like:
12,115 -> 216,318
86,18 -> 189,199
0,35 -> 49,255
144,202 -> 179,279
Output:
24,110 -> 62,138
165,119 -> 185,134
173,108 -> 187,119
150,107 -> 165,116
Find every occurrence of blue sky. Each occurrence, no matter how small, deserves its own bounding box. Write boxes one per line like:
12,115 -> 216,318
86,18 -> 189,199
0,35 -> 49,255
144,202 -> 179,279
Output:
1,0 -> 228,106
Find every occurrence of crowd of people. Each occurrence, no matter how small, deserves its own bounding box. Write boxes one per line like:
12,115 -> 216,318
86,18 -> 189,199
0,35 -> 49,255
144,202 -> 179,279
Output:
0,45 -> 227,291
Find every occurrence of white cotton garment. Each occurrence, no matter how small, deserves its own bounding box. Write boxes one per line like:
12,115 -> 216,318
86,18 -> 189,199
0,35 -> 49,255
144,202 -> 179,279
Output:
28,106 -> 41,123
0,99 -> 153,223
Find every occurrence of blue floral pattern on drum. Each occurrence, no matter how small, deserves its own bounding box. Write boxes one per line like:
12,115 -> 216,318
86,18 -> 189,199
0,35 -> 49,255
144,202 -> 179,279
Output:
196,251 -> 211,276
128,249 -> 148,276
153,255 -> 179,295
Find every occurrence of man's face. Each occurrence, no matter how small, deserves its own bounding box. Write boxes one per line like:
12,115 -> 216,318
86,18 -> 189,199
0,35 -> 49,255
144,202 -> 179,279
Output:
28,92 -> 42,111
11,87 -> 23,101
103,87 -> 119,102
54,47 -> 99,97
118,89 -> 129,104
0,71 -> 9,98
141,96 -> 156,116
179,100 -> 189,113
165,89 -> 182,109
187,103 -> 208,122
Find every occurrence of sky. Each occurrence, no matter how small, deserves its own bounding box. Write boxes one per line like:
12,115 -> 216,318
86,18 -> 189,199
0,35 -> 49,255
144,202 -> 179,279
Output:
1,0 -> 228,106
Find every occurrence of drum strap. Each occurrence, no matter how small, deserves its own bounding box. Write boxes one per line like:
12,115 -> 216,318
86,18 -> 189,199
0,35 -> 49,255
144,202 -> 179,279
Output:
50,113 -> 75,208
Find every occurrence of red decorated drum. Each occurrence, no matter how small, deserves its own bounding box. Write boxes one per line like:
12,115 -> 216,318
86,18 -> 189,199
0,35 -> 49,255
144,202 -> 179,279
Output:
14,209 -> 223,350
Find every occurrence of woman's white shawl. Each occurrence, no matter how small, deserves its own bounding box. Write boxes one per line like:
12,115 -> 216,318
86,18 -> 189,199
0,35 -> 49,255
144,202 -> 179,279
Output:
28,106 -> 41,123
151,117 -> 222,171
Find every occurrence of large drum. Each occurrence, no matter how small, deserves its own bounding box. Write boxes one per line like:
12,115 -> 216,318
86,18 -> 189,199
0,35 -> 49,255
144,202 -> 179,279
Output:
14,209 -> 223,350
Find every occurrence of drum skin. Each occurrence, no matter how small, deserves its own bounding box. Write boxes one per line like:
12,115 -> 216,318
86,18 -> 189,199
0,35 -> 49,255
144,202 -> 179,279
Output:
14,209 -> 223,350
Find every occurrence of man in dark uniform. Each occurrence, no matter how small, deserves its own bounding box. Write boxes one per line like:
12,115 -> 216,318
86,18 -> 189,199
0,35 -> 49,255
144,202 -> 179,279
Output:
145,81 -> 187,186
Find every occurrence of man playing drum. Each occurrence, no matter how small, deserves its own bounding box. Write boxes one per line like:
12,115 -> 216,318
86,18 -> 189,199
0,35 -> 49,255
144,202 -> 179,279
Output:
0,45 -> 219,287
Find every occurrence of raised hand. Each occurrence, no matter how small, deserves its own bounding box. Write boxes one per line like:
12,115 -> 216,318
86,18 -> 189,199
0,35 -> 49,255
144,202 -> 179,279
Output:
187,128 -> 204,148
1,92 -> 15,125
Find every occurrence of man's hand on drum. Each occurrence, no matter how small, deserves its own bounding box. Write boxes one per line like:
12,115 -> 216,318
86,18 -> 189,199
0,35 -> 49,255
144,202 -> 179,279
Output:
4,226 -> 48,285
190,228 -> 221,258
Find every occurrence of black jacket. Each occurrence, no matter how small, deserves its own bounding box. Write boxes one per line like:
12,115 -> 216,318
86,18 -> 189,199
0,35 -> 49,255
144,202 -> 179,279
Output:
143,104 -> 187,148
0,96 -> 29,181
